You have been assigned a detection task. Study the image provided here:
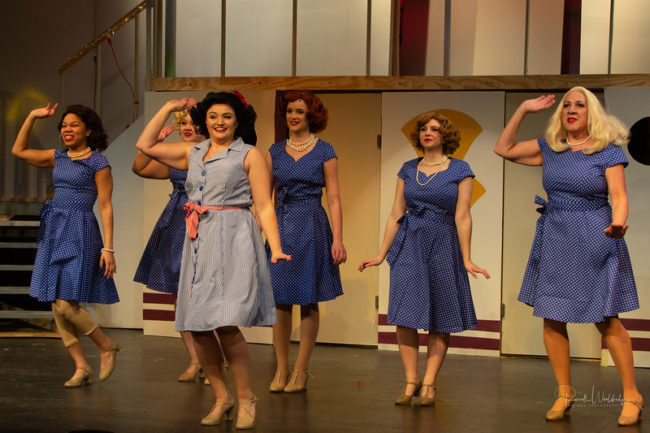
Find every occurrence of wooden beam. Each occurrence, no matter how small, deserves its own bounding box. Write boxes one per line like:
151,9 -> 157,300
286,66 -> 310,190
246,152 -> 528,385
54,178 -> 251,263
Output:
151,74 -> 650,92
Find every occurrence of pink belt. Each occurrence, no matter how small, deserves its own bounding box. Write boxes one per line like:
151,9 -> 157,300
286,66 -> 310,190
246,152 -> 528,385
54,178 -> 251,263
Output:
183,202 -> 247,239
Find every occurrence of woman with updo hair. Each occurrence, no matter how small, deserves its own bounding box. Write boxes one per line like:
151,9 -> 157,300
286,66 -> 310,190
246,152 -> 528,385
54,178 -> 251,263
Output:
12,103 -> 121,388
137,91 -> 289,429
266,91 -> 346,393
359,111 -> 489,406
132,108 -> 211,383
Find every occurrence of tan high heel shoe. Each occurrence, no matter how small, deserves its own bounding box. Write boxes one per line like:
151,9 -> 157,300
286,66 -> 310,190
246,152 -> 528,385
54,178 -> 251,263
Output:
284,369 -> 311,393
99,338 -> 121,382
418,384 -> 436,406
618,398 -> 644,426
545,394 -> 575,421
178,361 -> 202,382
201,395 -> 235,425
235,395 -> 258,430
64,366 -> 93,388
269,368 -> 289,392
395,379 -> 422,405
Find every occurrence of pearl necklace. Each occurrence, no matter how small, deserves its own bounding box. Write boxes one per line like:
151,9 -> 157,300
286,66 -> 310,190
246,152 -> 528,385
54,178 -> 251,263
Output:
565,135 -> 591,146
287,134 -> 316,152
68,147 -> 91,158
416,155 -> 447,186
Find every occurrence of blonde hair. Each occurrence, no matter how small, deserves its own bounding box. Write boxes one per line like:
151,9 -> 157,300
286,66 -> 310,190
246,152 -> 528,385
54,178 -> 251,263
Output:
544,86 -> 629,154
172,109 -> 192,132
409,111 -> 461,155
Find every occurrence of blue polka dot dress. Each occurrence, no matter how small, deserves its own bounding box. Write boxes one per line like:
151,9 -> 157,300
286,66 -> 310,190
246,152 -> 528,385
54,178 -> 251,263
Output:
387,158 -> 477,333
519,138 -> 638,323
29,149 -> 119,304
133,168 -> 187,294
267,139 -> 343,305
175,139 -> 276,331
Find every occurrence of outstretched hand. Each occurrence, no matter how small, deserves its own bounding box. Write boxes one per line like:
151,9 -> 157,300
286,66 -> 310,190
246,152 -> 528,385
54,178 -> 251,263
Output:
358,256 -> 383,272
165,97 -> 197,113
604,223 -> 628,238
521,95 -> 555,114
30,103 -> 58,119
465,261 -> 490,279
157,125 -> 175,142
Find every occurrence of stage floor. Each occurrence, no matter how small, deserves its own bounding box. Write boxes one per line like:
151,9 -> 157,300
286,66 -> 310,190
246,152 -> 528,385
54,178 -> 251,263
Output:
0,328 -> 647,433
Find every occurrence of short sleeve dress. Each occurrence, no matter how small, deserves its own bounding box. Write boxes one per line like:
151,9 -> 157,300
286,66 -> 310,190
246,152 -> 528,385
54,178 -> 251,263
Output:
266,139 -> 343,305
133,168 -> 188,294
518,138 -> 639,323
174,139 -> 276,331
30,149 -> 119,304
387,158 -> 477,333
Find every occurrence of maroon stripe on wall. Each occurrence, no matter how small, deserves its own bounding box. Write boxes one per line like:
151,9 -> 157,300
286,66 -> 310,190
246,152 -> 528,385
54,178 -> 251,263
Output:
143,293 -> 175,305
620,318 -> 650,332
561,0 -> 582,74
143,309 -> 175,321
602,337 -> 650,352
378,332 -> 499,350
377,314 -> 500,332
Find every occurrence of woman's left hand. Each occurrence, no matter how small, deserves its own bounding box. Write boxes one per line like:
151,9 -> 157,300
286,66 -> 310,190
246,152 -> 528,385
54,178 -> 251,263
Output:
331,241 -> 347,265
604,223 -> 629,238
465,261 -> 490,279
100,251 -> 116,279
271,251 -> 292,264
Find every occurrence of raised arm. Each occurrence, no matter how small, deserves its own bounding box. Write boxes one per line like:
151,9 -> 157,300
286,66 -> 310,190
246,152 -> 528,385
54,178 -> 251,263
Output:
494,95 -> 555,166
11,103 -> 58,167
95,166 -> 116,279
132,125 -> 174,179
604,164 -> 629,238
455,177 -> 490,279
358,177 -> 406,271
246,147 -> 291,263
323,158 -> 347,265
135,99 -> 196,170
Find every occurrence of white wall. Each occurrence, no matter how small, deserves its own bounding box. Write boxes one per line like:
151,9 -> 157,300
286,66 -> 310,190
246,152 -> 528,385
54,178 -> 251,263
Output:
225,0 -> 292,77
296,0 -> 368,75
175,0 -> 222,77
450,0 -> 526,75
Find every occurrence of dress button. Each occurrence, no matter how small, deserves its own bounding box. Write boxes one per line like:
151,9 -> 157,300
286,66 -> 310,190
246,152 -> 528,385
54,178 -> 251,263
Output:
198,201 -> 202,206
201,170 -> 206,176
194,248 -> 197,254
199,185 -> 204,191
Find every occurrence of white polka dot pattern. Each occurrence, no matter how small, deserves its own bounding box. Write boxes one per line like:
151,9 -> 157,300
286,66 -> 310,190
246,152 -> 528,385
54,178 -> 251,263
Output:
267,139 -> 343,305
518,138 -> 639,322
133,168 -> 187,294
387,158 -> 477,333
30,149 -> 119,304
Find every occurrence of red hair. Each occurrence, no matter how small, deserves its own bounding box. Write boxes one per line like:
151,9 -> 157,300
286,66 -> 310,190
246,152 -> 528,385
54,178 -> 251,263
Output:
280,91 -> 328,133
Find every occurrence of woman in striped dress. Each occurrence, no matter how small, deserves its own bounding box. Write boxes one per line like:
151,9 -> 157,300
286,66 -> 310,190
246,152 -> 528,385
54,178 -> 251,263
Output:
136,92 -> 290,429
12,103 -> 121,387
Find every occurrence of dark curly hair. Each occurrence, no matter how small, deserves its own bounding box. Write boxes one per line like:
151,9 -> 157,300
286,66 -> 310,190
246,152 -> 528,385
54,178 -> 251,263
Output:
57,105 -> 109,152
190,91 -> 257,145
409,111 -> 461,155
280,91 -> 328,133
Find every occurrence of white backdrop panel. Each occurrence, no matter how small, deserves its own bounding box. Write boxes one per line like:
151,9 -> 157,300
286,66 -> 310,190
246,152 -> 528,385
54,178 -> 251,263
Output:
225,0 -> 292,76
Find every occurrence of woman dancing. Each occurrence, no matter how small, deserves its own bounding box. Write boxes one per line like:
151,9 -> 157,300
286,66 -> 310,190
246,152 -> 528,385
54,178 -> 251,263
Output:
12,103 -> 121,387
266,91 -> 346,393
132,109 -> 212,382
136,92 -> 289,429
493,87 -> 642,425
359,111 -> 489,406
